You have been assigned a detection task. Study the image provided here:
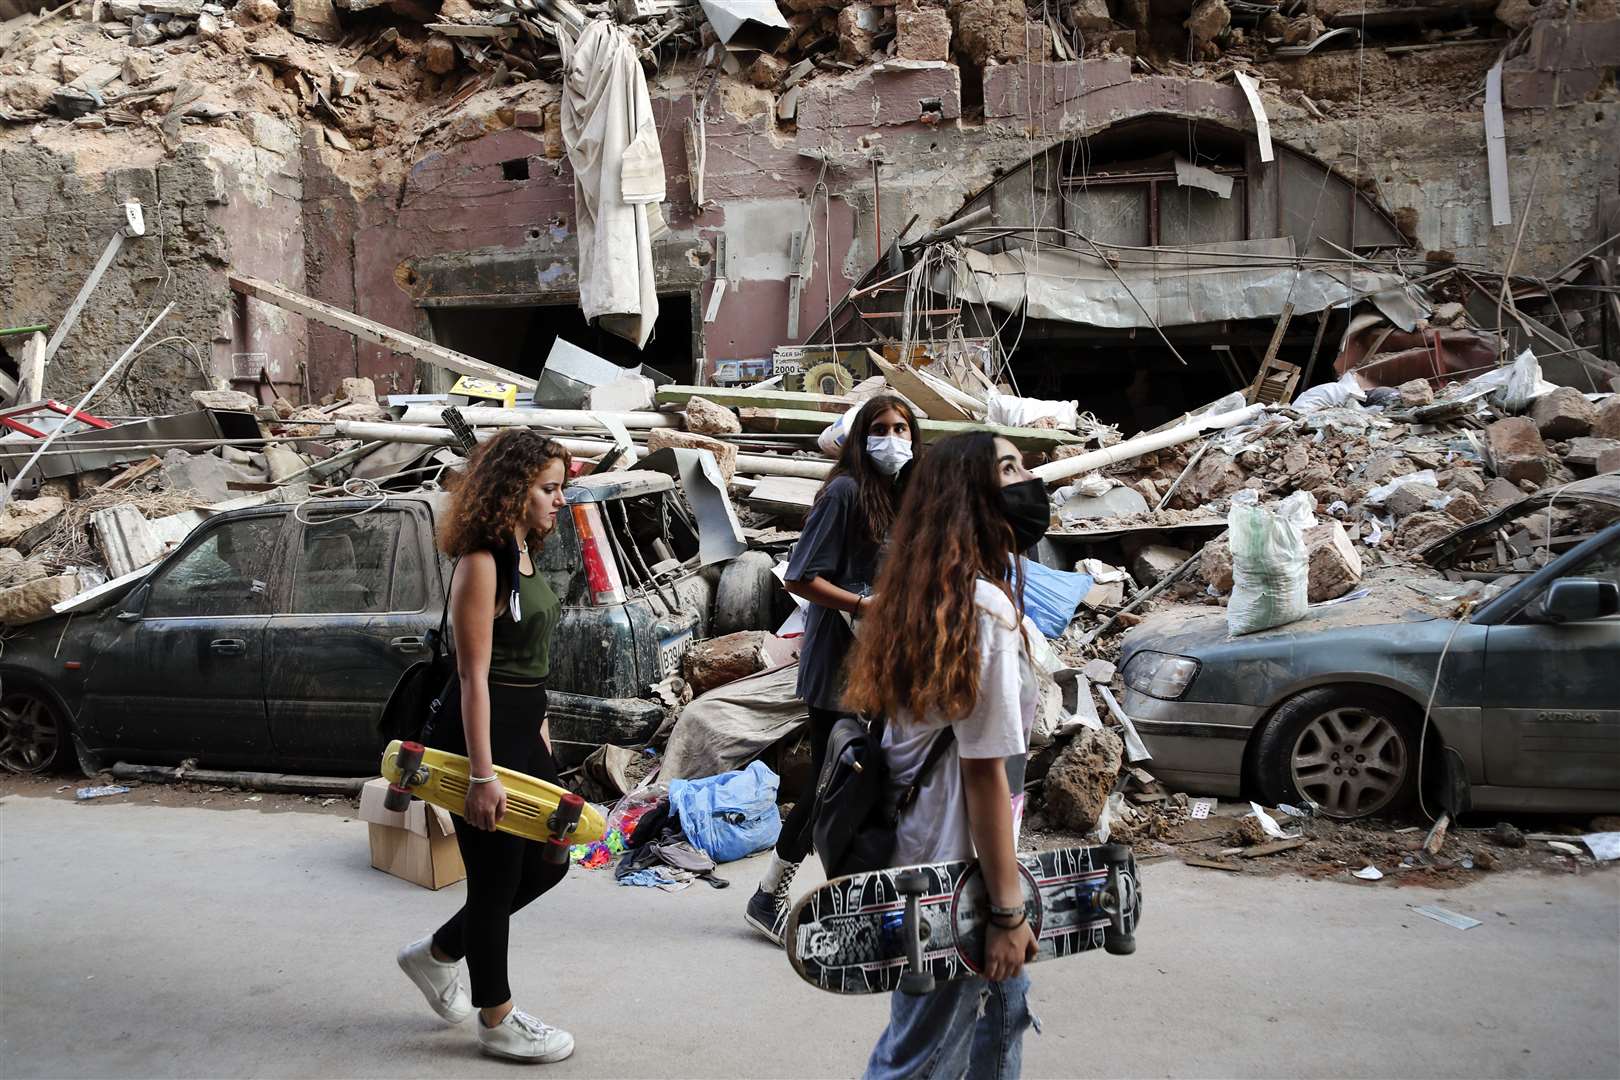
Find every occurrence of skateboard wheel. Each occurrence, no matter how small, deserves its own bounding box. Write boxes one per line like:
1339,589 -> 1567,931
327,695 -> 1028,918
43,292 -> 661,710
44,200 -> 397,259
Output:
1105,930 -> 1136,956
382,783 -> 414,812
895,870 -> 928,896
898,971 -> 936,995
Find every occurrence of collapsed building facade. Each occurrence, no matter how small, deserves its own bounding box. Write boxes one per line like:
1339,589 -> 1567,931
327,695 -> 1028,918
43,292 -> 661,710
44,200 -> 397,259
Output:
3,0 -> 1617,415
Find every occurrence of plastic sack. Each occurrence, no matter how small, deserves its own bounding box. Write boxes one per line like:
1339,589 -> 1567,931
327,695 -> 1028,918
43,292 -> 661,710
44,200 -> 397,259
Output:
1294,371 -> 1367,412
1227,490 -> 1315,636
667,760 -> 782,863
1012,556 -> 1093,639
987,392 -> 1080,430
1491,349 -> 1542,415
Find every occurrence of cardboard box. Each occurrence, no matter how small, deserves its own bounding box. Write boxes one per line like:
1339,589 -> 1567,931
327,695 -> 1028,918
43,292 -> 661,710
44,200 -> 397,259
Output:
358,778 -> 466,890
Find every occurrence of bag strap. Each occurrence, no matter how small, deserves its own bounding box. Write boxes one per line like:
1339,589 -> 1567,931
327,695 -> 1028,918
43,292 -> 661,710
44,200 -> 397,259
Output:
894,725 -> 956,812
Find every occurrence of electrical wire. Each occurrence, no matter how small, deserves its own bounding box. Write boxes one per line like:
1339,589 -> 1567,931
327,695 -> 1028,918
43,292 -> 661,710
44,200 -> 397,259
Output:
1416,601 -> 1471,824
292,476 -> 390,526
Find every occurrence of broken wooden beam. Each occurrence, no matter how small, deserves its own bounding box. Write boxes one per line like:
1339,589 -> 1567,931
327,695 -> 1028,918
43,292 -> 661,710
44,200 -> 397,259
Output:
655,384 -> 852,413
228,274 -> 537,391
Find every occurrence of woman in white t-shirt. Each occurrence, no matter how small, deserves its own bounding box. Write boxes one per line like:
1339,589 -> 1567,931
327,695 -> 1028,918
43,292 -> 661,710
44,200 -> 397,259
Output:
843,431 -> 1054,1080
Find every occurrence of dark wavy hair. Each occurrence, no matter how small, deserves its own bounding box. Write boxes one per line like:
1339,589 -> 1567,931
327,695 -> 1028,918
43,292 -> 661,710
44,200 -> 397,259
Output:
843,431 -> 1023,722
437,428 -> 572,557
823,392 -> 920,543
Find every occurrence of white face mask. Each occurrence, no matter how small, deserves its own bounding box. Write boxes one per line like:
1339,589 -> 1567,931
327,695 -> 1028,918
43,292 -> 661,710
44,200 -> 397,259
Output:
865,435 -> 913,477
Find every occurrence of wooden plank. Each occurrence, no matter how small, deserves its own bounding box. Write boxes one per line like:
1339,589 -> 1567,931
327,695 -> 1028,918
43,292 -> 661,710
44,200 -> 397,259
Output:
866,349 -> 971,421
739,408 -> 1082,449
1239,837 -> 1309,858
1182,856 -> 1244,872
229,274 -> 536,391
100,454 -> 164,492
424,22 -> 515,36
655,384 -> 852,413
43,231 -> 129,363
18,331 -> 46,402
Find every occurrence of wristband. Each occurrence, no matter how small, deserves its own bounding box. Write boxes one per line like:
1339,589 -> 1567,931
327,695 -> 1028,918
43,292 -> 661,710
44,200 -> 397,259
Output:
990,912 -> 1028,931
989,903 -> 1023,918
469,773 -> 499,784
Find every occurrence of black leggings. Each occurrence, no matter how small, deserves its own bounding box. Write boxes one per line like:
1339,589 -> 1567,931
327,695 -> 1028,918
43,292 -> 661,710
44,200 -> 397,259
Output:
428,680 -> 566,1008
775,706 -> 841,864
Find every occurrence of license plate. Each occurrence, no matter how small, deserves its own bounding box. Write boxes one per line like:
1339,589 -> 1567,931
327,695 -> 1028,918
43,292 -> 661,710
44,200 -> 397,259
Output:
658,629 -> 694,678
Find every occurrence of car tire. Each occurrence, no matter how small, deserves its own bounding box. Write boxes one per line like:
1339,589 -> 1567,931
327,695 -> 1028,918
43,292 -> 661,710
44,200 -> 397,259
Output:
0,682 -> 68,775
1251,686 -> 1419,820
713,551 -> 784,636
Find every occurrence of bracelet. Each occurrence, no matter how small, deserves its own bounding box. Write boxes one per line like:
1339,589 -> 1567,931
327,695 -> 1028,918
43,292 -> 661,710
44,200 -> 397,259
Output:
990,912 -> 1028,931
988,902 -> 1023,918
468,773 -> 499,785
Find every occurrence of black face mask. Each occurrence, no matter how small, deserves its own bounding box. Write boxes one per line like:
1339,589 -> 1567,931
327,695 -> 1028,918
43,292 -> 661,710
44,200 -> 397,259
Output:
999,479 -> 1050,553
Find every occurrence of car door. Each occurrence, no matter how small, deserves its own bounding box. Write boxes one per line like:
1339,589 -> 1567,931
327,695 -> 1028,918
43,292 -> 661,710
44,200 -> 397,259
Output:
262,503 -> 440,770
78,512 -> 285,764
1479,530 -> 1620,789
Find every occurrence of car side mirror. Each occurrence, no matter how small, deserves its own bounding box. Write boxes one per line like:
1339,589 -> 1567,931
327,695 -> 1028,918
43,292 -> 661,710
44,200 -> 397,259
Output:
1538,578 -> 1620,624
115,583 -> 150,622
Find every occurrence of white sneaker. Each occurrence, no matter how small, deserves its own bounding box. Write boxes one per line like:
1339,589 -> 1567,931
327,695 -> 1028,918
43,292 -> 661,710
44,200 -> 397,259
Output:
397,936 -> 473,1024
478,1007 -> 576,1063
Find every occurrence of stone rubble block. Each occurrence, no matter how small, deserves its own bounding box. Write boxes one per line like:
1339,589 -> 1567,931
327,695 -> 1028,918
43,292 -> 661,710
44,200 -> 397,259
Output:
0,574 -> 79,626
0,496 -> 67,546
1529,386 -> 1598,440
1486,417 -> 1554,487
1043,726 -> 1124,833
1304,521 -> 1362,603
1131,544 -> 1192,587
684,631 -> 773,697
683,396 -> 742,437
896,6 -> 952,59
647,429 -> 738,483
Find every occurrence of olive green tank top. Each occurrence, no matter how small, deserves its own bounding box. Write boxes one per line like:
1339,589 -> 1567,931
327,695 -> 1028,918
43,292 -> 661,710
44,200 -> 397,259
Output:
489,569 -> 560,681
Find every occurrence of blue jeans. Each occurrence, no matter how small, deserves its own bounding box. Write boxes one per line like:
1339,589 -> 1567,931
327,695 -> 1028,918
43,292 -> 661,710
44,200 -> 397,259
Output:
864,973 -> 1036,1080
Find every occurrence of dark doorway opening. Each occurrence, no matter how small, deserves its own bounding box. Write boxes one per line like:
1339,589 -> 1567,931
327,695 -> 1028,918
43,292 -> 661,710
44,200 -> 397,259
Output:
426,294 -> 696,385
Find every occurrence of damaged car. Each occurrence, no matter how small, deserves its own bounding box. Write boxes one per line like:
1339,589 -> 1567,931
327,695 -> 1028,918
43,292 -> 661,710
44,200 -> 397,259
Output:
0,468 -> 785,775
1119,479 -> 1620,820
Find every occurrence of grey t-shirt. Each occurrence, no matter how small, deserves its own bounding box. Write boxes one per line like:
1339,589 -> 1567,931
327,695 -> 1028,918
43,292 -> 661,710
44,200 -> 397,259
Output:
784,475 -> 880,711
883,580 -> 1039,866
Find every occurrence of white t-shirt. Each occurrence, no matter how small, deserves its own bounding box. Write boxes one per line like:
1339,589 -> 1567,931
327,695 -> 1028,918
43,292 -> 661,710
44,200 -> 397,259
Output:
883,579 -> 1040,866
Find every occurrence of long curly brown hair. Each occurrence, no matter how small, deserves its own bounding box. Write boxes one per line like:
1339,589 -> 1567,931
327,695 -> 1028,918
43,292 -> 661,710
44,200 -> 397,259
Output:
843,432 -> 1024,722
438,428 -> 572,557
823,393 -> 920,542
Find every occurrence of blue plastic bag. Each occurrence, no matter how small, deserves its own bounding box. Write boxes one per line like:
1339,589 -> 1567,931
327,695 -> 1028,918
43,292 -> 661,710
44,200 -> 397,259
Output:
668,760 -> 782,863
1012,557 -> 1093,639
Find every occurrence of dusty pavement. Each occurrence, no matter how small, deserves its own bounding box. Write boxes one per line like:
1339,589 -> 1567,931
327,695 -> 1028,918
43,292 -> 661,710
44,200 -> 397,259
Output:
2,791 -> 1616,1080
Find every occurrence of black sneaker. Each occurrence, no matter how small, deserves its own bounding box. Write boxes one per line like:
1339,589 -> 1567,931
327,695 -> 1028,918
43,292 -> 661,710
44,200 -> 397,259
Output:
744,885 -> 788,946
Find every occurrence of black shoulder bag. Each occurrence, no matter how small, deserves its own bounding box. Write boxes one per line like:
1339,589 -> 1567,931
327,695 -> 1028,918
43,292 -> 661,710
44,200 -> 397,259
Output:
811,715 -> 956,878
376,558 -> 461,745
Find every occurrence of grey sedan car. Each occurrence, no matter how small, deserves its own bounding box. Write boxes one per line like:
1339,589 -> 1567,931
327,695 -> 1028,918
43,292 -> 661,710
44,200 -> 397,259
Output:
1119,520 -> 1620,820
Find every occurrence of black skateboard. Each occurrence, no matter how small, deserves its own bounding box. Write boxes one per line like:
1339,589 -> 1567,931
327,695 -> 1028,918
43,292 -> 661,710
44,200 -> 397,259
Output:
786,844 -> 1142,995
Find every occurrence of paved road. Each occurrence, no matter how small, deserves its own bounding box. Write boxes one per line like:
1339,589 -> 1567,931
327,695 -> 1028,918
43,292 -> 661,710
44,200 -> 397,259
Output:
2,793 -> 1616,1079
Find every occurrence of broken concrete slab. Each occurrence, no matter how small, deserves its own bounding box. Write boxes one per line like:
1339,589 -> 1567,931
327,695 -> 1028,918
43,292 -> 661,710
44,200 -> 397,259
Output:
1062,484 -> 1149,520
1384,481 -> 1445,519
191,388 -> 260,412
160,449 -> 267,503
1398,511 -> 1457,551
1199,535 -> 1233,594
1483,476 -> 1526,507
289,0 -> 340,40
90,504 -> 169,579
1397,378 -> 1434,406
1081,658 -> 1116,684
0,547 -> 47,585
0,573 -> 79,625
1594,397 -> 1620,440
1131,544 -> 1192,588
1562,437 -> 1620,473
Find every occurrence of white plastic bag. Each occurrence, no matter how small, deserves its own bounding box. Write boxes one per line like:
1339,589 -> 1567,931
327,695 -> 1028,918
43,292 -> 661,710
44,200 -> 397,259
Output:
987,392 -> 1080,430
1294,371 -> 1368,412
1491,348 -> 1542,415
1227,490 -> 1315,636
1364,469 -> 1438,506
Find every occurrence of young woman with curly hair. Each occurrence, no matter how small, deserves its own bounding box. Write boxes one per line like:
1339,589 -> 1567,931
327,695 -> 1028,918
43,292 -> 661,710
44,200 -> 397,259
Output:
745,393 -> 921,944
395,428 -> 577,1064
843,431 -> 1053,1080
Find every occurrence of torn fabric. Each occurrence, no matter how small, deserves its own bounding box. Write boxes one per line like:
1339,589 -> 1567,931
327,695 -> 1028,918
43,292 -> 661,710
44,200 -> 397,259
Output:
945,238 -> 1427,331
562,20 -> 664,349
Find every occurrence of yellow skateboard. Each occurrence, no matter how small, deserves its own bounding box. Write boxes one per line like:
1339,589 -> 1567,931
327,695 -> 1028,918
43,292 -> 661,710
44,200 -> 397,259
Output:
381,740 -> 606,862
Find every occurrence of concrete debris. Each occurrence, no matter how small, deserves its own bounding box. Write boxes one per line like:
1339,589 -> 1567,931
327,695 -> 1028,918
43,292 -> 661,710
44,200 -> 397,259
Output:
1486,417 -> 1554,487
1131,544 -> 1192,588
1303,521 -> 1362,602
0,573 -> 80,625
0,497 -> 67,546
1043,726 -> 1124,833
647,429 -> 739,483
684,395 -> 743,437
896,6 -> 952,60
1529,386 -> 1598,440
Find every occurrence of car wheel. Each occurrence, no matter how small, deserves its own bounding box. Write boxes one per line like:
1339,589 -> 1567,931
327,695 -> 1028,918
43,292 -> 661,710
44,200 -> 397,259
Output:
0,684 -> 67,775
713,551 -> 783,636
1252,687 -> 1418,820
